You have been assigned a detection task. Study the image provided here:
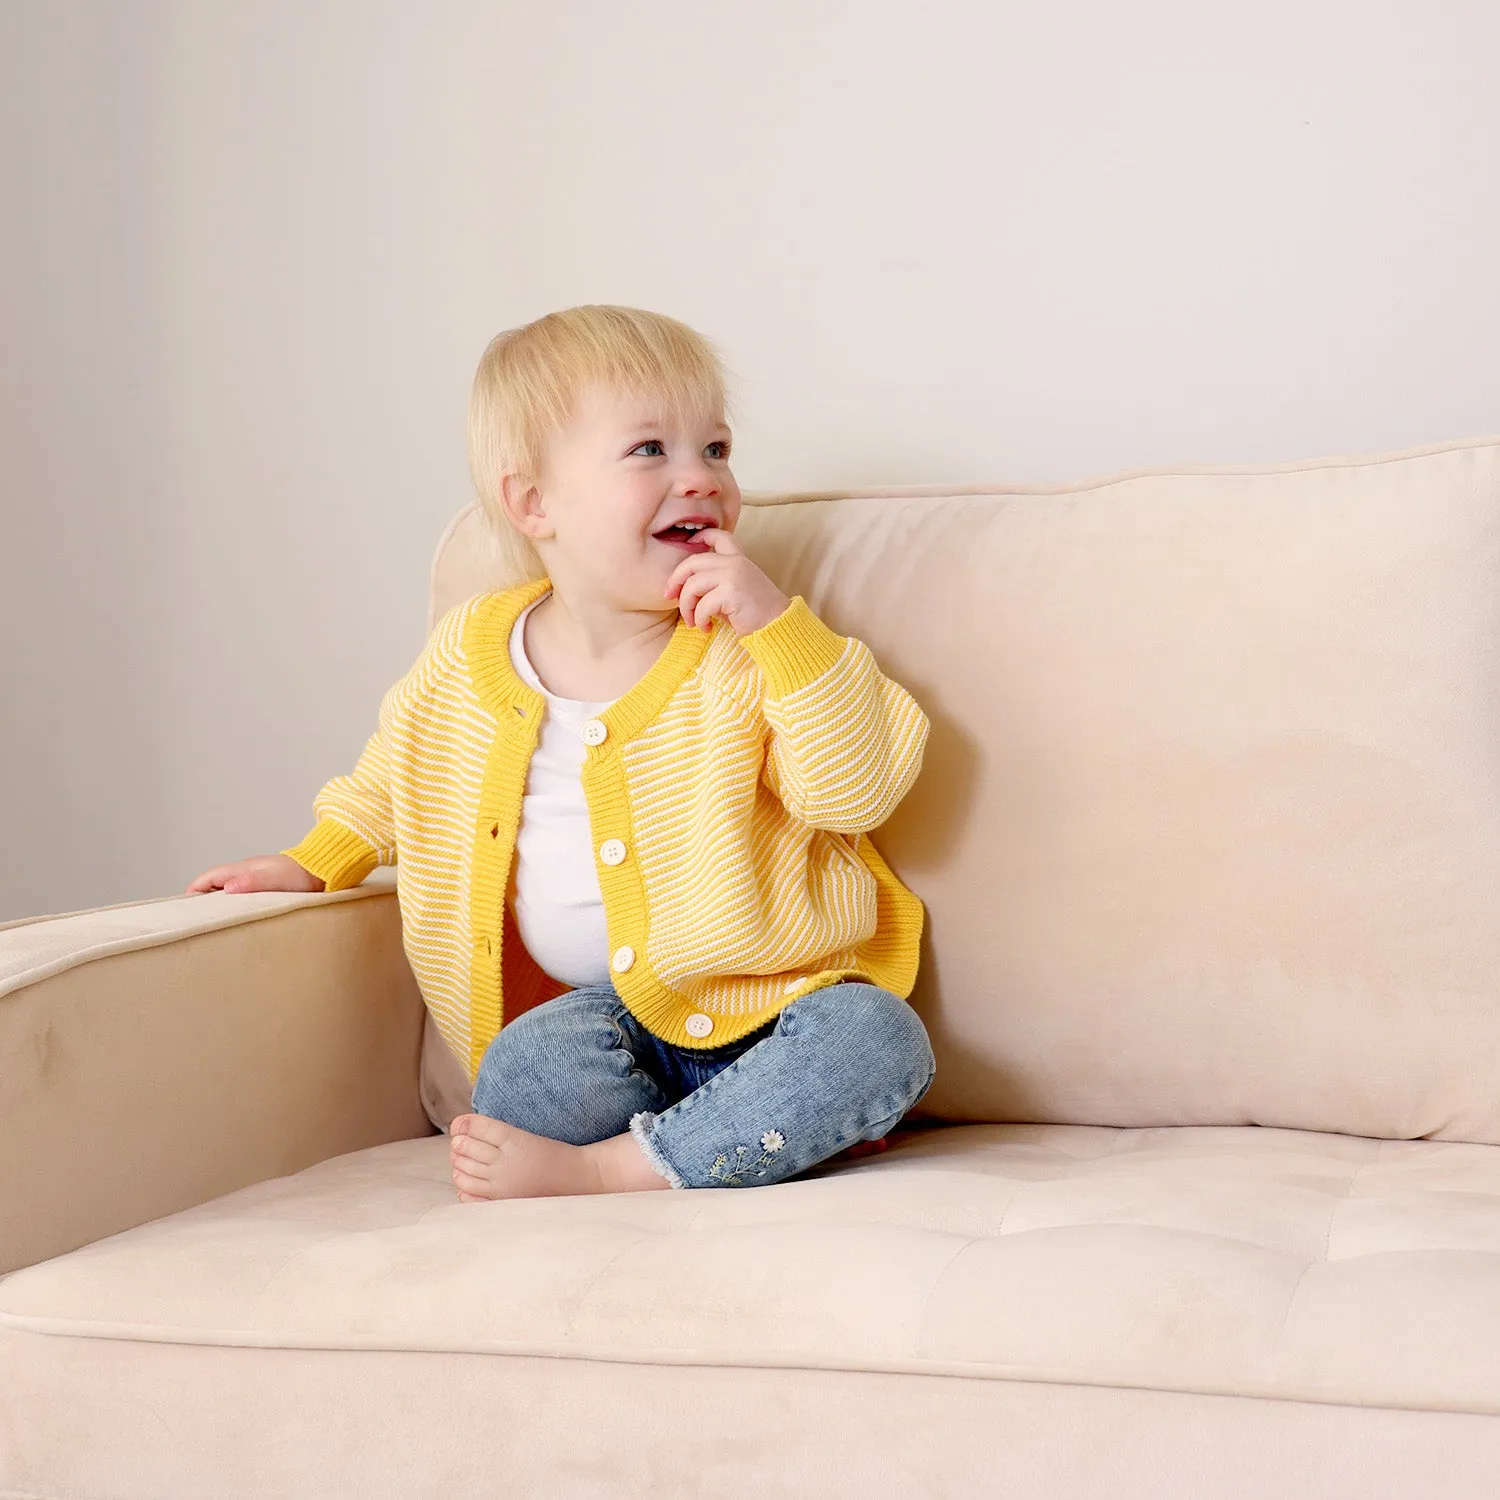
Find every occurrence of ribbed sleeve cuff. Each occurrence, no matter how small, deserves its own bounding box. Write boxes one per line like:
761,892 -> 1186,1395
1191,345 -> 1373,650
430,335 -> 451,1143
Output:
737,596 -> 848,699
281,818 -> 381,892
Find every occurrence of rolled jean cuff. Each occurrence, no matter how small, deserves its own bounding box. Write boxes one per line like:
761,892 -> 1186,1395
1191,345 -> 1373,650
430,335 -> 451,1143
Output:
629,1111 -> 687,1189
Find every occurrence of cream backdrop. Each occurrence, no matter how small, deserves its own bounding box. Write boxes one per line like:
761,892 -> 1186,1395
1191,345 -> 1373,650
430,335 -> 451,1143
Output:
2,1 -> 1497,919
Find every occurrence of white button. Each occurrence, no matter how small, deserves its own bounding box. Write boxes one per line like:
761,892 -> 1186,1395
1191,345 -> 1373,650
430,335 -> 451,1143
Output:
783,979 -> 802,995
582,719 -> 608,746
599,839 -> 627,866
684,1012 -> 714,1039
612,945 -> 635,973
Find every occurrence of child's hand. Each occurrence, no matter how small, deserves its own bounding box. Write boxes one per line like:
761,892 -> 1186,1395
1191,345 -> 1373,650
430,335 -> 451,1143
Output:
186,855 -> 325,895
664,528 -> 790,635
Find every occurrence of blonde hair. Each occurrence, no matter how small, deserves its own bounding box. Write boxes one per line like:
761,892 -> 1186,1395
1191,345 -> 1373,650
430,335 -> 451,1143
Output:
467,305 -> 730,580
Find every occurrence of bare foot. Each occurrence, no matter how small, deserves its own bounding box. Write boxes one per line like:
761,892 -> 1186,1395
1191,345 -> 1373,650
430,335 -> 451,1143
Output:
448,1114 -> 670,1201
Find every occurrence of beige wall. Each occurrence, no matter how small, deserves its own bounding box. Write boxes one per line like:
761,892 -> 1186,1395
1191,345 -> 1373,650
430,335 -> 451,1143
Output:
3,1 -> 1498,920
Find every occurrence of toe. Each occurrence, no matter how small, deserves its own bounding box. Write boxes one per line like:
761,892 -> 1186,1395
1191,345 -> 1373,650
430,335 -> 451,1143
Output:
452,1166 -> 491,1198
451,1134 -> 498,1164
454,1114 -> 511,1148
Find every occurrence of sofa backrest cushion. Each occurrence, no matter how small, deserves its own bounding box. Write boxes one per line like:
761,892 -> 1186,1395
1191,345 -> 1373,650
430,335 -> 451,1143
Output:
430,436 -> 1500,1144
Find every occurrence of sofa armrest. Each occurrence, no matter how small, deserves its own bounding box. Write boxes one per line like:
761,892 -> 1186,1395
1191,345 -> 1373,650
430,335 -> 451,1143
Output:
0,873 -> 431,1275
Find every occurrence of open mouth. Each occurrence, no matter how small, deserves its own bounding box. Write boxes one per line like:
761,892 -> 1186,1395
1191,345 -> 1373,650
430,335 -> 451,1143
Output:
652,519 -> 715,551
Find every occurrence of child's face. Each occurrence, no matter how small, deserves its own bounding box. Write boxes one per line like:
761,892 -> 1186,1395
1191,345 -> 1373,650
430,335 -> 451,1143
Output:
523,383 -> 742,610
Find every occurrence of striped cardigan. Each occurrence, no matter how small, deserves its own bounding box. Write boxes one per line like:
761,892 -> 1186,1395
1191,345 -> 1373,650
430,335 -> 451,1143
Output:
283,577 -> 929,1081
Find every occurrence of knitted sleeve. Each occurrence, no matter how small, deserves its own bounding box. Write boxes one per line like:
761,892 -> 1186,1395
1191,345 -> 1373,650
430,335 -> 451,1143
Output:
737,596 -> 930,833
281,603 -> 463,891
280,732 -> 394,891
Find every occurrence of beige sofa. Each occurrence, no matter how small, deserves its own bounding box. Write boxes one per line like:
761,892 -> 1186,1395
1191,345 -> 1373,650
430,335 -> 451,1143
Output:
5,434 -> 1500,1498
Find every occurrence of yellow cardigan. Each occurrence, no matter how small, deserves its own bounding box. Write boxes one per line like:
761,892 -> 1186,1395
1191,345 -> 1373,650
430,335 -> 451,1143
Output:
283,578 -> 929,1081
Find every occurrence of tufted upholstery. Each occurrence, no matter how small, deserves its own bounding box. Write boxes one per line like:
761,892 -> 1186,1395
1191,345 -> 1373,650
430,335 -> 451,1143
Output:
7,1121 -> 1500,1417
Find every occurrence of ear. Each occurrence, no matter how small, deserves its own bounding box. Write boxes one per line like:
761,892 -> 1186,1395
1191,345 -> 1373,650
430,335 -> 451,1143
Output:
498,472 -> 553,540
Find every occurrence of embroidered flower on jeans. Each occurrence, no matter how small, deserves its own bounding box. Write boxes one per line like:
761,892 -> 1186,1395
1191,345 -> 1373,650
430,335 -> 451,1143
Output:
709,1140 -> 783,1185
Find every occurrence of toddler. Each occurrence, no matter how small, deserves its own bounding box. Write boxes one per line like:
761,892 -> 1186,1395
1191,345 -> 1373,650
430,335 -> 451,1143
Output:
189,305 -> 935,1199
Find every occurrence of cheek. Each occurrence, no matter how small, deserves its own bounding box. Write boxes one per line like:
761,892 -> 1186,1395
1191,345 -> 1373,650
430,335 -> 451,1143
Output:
626,483 -> 666,536
581,483 -> 651,544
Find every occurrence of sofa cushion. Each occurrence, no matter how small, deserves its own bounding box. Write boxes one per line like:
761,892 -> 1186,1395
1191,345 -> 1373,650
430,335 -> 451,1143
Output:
11,1333 -> 1500,1500
426,436 -> 1500,1143
6,1123 -> 1500,1416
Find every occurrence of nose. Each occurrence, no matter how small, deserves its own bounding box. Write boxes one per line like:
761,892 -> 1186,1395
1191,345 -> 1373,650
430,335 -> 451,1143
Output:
674,456 -> 720,500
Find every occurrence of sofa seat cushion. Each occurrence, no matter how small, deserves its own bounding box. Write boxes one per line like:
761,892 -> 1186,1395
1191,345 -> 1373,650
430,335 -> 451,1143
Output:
5,1122 -> 1500,1415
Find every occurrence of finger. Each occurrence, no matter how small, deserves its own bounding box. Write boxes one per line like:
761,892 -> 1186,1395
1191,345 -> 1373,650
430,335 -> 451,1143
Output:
692,584 -> 729,632
187,869 -> 228,893
676,572 -> 715,625
664,550 -> 724,600
673,567 -> 709,617
697,527 -> 742,557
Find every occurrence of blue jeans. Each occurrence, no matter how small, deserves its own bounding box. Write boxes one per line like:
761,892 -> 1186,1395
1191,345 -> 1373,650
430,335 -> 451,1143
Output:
470,982 -> 936,1188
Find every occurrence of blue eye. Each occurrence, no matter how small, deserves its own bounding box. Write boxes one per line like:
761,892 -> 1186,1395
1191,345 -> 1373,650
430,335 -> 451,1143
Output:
631,440 -> 665,457
705,441 -> 730,460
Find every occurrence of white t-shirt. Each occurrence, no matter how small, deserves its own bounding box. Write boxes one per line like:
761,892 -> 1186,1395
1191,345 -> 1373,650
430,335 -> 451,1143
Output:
507,598 -> 616,988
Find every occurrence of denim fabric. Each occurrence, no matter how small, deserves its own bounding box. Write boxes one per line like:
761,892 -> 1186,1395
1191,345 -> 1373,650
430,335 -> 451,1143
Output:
471,982 -> 935,1188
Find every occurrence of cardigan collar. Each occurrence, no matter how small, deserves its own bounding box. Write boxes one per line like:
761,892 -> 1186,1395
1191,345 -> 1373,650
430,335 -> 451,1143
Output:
463,578 -> 718,743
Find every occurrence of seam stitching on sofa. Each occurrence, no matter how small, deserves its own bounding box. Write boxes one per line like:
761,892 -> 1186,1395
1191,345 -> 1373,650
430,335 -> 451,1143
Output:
732,434 -> 1500,505
241,1230 -> 369,1332
0,884 -> 394,1003
560,1234 -> 658,1339
990,1182 -> 1024,1241
1274,1145 -> 1376,1341
911,1235 -> 984,1360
